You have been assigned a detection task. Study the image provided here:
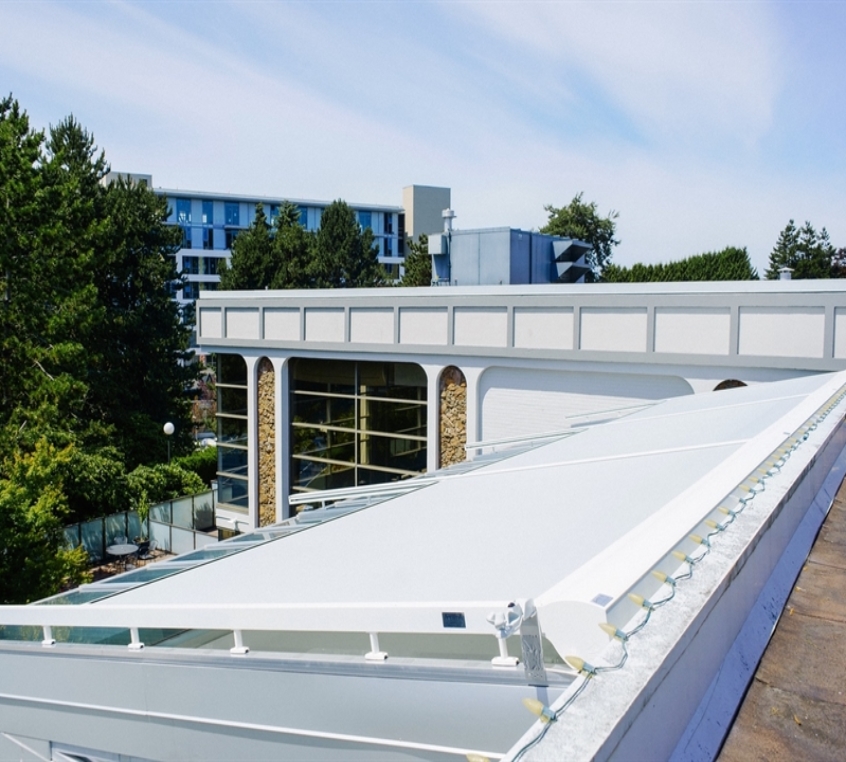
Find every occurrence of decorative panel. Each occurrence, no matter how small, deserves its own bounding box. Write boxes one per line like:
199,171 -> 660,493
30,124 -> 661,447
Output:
738,307 -> 825,358
199,307 -> 222,339
580,308 -> 648,352
304,308 -> 345,343
225,308 -> 260,340
264,308 -> 300,342
513,308 -> 574,350
350,308 -> 394,344
453,307 -> 507,348
654,308 -> 731,355
398,308 -> 448,345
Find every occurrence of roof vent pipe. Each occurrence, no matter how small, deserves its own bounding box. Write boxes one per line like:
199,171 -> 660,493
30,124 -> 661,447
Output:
779,266 -> 793,281
442,208 -> 456,233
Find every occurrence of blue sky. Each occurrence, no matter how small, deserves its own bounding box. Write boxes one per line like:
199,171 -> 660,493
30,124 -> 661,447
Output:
2,0 -> 844,273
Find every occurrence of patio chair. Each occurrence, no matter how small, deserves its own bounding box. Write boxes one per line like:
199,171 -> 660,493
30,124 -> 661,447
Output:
139,540 -> 158,561
113,536 -> 128,545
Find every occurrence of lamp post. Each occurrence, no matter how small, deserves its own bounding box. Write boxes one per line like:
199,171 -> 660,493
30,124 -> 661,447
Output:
163,421 -> 174,463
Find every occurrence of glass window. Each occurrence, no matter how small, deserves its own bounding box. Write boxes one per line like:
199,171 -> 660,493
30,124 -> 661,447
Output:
225,229 -> 239,250
217,476 -> 249,512
289,359 -> 427,495
269,204 -> 279,223
198,282 -> 218,292
298,206 -> 309,229
225,202 -> 240,226
385,237 -> 393,256
202,200 -> 214,225
202,256 -> 219,275
202,228 -> 214,250
359,210 -> 372,230
216,354 -> 249,511
181,227 -> 192,249
218,446 -> 248,476
219,386 -> 247,416
182,282 -> 197,300
384,212 -> 394,234
176,198 -> 192,224
182,256 -> 199,275
218,354 -> 247,385
218,416 -> 248,446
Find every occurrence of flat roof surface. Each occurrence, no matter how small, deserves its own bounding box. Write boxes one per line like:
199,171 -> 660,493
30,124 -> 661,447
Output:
95,374 -> 838,615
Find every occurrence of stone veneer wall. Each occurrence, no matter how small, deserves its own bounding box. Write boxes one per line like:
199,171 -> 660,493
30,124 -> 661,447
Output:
257,358 -> 276,527
439,366 -> 467,469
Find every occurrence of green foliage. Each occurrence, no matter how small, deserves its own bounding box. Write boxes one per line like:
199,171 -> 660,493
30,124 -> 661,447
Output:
765,220 -> 836,280
173,446 -> 218,486
127,463 -> 205,506
310,200 -> 384,288
399,233 -> 432,287
60,446 -> 130,523
0,95 -> 199,601
220,199 -> 383,291
218,203 -> 275,290
541,193 -> 619,280
603,247 -> 758,282
0,442 -> 91,604
219,201 -> 312,290
90,178 -> 194,467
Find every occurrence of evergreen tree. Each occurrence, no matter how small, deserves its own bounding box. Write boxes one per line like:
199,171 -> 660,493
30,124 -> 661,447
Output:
92,177 -> 194,467
765,220 -> 835,279
310,200 -> 384,288
831,248 -> 846,279
541,193 -> 619,280
219,202 -> 313,291
399,233 -> 431,286
218,203 -> 275,290
269,201 -> 312,289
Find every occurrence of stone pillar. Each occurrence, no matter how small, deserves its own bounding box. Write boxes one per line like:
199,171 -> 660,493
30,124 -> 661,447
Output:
439,366 -> 467,469
257,358 -> 276,527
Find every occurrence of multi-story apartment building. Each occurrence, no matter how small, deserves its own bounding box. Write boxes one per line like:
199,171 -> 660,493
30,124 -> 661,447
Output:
105,174 -> 450,303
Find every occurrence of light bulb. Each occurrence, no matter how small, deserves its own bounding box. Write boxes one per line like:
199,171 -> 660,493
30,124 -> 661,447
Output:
522,697 -> 556,723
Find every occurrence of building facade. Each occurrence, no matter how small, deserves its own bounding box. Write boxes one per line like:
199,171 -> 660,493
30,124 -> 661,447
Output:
105,174 -> 453,301
195,280 -> 846,531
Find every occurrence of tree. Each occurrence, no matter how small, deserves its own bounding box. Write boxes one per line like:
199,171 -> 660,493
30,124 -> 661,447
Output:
269,201 -> 312,289
540,193 -> 619,280
90,176 -> 194,467
399,233 -> 431,286
218,203 -> 275,290
0,96 -> 200,600
310,200 -> 384,288
832,248 -> 846,279
0,442 -> 91,604
219,201 -> 312,290
603,247 -> 758,282
765,220 -> 835,279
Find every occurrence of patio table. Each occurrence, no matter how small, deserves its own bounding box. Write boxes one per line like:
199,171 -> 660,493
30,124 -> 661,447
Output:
106,543 -> 139,572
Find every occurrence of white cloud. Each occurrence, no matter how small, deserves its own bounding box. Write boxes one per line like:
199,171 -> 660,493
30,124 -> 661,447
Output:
453,1 -> 781,147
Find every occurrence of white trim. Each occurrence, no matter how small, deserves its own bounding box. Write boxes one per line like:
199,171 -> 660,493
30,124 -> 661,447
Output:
0,693 -> 503,760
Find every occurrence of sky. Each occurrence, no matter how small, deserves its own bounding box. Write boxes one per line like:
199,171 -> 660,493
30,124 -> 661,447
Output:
1,0 -> 845,273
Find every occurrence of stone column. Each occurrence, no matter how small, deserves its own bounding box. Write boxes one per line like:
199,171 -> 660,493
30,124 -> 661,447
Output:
257,358 -> 276,527
439,366 -> 467,469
